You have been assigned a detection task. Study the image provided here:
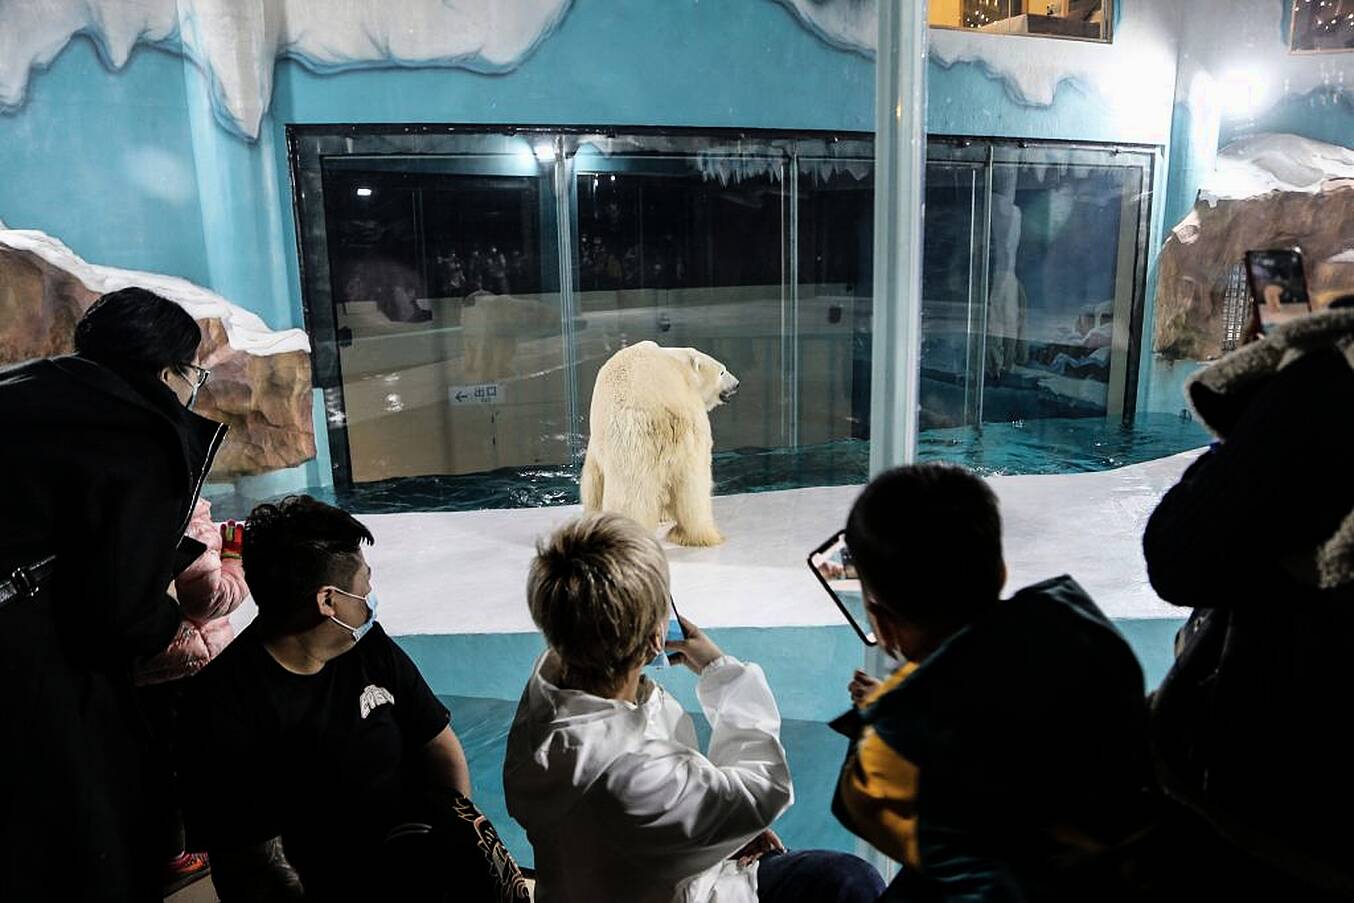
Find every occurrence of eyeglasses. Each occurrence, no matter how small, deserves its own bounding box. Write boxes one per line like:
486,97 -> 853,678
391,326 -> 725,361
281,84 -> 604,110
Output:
174,363 -> 211,409
179,363 -> 211,390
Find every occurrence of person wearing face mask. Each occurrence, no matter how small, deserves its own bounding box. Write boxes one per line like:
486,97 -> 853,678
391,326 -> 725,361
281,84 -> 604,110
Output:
0,287 -> 226,902
174,495 -> 529,902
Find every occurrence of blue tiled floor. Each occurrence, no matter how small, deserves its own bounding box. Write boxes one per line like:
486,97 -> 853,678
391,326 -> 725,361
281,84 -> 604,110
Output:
209,414 -> 1209,519
445,694 -> 858,871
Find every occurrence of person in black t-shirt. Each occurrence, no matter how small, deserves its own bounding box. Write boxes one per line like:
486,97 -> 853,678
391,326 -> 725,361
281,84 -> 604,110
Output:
176,496 -> 529,902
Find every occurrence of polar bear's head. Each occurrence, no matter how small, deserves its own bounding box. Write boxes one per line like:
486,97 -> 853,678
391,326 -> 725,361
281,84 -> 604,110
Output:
670,346 -> 739,411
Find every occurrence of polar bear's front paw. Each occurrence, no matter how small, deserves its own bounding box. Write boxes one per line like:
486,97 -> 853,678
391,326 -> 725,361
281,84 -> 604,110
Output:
668,524 -> 725,547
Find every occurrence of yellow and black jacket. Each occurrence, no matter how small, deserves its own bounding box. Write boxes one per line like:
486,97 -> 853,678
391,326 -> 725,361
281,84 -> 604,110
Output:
832,576 -> 1157,902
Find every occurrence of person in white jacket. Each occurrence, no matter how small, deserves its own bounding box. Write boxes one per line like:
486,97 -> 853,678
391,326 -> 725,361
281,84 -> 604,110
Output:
504,512 -> 884,903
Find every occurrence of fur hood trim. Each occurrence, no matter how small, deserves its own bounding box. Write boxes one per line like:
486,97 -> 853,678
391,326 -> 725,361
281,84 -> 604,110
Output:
1188,309 -> 1354,590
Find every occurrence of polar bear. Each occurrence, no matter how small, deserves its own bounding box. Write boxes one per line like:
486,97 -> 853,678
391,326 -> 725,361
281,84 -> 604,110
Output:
581,341 -> 739,547
461,290 -> 561,382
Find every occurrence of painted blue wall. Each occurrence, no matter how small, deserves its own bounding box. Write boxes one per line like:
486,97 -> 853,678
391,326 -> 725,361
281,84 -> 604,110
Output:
11,0 -> 1345,455
0,40 -> 210,284
3,0 -> 1186,338
1163,2 -> 1354,236
1222,86 -> 1354,149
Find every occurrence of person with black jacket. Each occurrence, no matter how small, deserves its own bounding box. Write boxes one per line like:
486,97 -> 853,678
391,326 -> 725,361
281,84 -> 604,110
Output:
1144,302 -> 1354,899
0,288 -> 226,902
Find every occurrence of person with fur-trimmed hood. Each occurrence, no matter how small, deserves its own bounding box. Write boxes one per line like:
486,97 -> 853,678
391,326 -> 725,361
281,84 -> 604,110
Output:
1144,296 -> 1354,899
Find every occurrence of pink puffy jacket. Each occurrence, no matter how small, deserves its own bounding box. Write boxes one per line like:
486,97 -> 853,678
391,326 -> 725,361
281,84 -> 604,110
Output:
134,499 -> 249,685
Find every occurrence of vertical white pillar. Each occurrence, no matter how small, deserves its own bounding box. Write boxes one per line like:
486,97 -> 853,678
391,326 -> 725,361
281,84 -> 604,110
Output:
862,0 -> 928,883
869,0 -> 929,476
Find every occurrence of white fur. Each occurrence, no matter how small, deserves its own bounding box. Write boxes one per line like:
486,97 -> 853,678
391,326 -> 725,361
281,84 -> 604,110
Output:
460,291 -> 559,382
581,341 -> 739,547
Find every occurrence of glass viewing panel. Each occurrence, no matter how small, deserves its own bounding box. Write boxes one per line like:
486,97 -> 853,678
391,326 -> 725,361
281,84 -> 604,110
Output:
572,150 -> 789,455
929,0 -> 1112,42
919,140 -> 1161,471
320,153 -> 562,484
292,129 -> 1160,500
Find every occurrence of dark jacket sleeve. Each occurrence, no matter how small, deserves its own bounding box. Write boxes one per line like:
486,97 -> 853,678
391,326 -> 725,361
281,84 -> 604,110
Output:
69,446 -> 186,664
1143,352 -> 1354,610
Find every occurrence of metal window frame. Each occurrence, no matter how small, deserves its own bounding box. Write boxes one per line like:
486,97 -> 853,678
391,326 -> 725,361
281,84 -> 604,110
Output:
928,0 -> 1114,44
287,124 -> 1157,488
1288,0 -> 1354,54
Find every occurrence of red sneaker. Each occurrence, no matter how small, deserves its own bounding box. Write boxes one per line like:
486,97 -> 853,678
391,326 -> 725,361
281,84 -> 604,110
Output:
164,850 -> 211,895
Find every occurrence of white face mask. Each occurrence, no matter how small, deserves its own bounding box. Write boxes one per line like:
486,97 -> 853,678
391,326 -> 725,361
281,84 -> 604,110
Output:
329,587 -> 379,643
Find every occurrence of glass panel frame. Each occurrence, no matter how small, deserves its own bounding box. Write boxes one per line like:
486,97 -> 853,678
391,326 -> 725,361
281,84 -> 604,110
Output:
924,137 -> 1156,431
289,127 -> 1154,491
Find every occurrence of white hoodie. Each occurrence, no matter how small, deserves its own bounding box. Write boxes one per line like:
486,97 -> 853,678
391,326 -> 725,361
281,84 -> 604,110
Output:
503,652 -> 794,903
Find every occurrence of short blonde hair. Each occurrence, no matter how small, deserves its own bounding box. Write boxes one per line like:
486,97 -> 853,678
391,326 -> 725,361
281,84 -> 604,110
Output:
528,513 -> 670,689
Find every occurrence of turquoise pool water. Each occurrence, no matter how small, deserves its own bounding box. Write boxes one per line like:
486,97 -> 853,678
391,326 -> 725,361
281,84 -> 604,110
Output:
214,412 -> 1209,517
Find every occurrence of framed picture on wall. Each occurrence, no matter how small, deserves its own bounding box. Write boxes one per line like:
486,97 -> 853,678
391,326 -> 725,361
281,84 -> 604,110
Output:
1291,0 -> 1354,53
928,0 -> 1111,43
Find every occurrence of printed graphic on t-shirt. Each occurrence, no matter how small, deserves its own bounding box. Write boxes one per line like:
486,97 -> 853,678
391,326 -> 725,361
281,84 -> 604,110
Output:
359,684 -> 395,719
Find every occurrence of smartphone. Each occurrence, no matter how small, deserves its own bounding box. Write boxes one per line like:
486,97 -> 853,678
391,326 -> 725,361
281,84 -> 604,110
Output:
1245,248 -> 1310,334
808,531 -> 876,646
649,596 -> 687,668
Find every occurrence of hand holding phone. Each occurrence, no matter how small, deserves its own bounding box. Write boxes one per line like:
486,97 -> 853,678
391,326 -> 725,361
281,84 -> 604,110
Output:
665,613 -> 725,675
1245,248 -> 1311,336
808,531 -> 877,645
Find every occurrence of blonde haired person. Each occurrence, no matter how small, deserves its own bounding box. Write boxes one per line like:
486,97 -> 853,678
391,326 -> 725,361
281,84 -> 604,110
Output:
504,513 -> 882,903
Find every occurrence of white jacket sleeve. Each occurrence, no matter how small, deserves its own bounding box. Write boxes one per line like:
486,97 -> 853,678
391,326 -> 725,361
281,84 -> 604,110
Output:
594,657 -> 793,868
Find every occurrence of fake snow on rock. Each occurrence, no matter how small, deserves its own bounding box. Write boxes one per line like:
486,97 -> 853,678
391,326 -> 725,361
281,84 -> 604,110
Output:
0,228 -> 308,357
1198,133 -> 1354,205
0,0 -> 572,139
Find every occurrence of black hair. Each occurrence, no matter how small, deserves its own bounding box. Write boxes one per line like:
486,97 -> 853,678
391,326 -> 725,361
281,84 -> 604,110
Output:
1329,294 -> 1354,310
73,287 -> 201,378
243,495 -> 375,635
845,463 -> 1004,631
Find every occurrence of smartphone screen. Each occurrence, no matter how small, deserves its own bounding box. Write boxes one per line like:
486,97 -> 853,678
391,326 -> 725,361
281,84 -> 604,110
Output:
808,531 -> 877,645
1245,249 -> 1310,333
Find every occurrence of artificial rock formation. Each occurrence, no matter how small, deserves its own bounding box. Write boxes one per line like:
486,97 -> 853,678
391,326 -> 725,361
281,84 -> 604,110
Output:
0,242 -> 314,477
1154,181 -> 1354,362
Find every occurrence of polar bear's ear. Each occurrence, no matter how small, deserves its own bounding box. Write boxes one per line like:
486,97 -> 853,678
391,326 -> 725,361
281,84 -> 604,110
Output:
688,353 -> 703,375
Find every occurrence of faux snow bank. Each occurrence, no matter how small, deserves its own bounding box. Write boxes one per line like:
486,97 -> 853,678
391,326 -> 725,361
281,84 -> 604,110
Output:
0,0 -> 572,139
0,227 -> 315,475
230,450 -> 1203,638
1199,133 -> 1354,206
0,228 -> 307,356
1155,134 -> 1354,361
